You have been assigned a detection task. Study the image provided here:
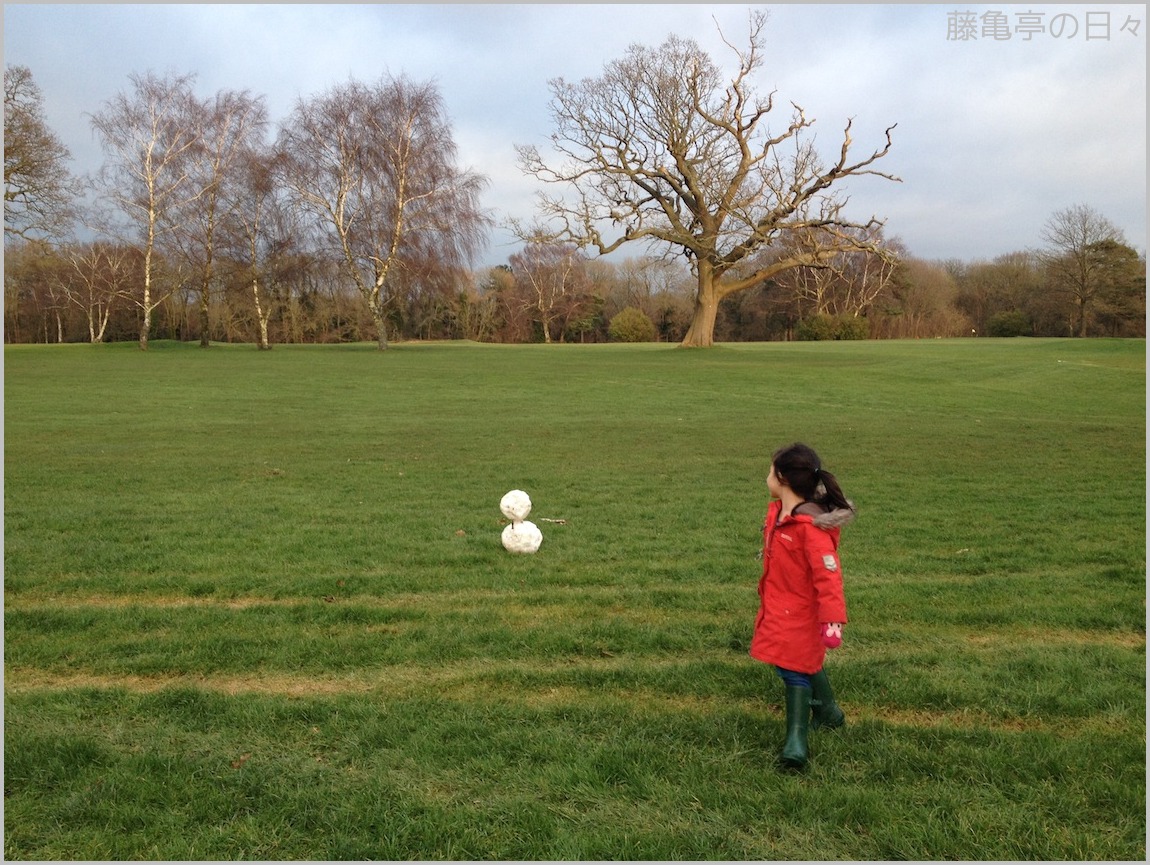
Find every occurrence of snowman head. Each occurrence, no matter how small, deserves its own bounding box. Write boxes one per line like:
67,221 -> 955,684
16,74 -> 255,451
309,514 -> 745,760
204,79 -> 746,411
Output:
500,489 -> 532,523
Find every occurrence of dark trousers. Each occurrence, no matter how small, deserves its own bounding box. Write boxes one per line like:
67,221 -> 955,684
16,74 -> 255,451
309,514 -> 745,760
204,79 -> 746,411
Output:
776,666 -> 812,688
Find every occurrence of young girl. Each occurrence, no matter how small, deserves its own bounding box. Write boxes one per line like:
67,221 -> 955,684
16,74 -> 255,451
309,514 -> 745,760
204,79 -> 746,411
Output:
750,442 -> 854,770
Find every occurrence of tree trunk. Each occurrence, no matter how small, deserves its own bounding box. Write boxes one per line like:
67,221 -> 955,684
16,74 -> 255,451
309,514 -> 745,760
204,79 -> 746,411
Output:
139,280 -> 151,350
252,277 -> 271,350
95,306 -> 110,343
198,282 -> 211,347
372,305 -> 390,350
680,261 -> 719,348
198,243 -> 216,347
140,235 -> 153,350
139,302 -> 151,350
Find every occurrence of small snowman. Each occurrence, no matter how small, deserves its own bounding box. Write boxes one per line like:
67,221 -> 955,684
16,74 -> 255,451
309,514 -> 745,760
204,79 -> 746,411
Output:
500,489 -> 542,554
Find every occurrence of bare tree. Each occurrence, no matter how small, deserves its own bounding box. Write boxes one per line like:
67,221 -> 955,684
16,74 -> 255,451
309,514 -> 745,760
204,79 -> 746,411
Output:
168,88 -> 268,347
768,228 -> 841,318
516,11 -> 899,347
1040,204 -> 1127,337
277,76 -> 491,350
4,65 -> 79,242
837,234 -> 903,320
508,229 -> 590,343
612,255 -> 693,325
89,71 -> 203,349
871,257 -> 967,340
456,276 -> 501,342
224,146 -> 297,350
6,239 -> 72,341
771,226 -> 902,319
63,241 -> 134,343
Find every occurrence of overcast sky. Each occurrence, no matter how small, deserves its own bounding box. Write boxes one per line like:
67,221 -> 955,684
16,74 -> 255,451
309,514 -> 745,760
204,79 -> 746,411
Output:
4,3 -> 1146,267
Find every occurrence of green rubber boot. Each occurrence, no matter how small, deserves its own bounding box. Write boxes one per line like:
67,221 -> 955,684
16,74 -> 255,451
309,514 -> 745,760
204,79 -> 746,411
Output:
809,669 -> 845,731
778,685 -> 811,770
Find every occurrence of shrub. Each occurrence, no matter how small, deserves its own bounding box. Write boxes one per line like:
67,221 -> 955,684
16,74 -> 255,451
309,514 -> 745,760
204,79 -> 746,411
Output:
835,316 -> 870,340
796,314 -> 869,341
988,310 -> 1032,337
796,314 -> 837,341
608,307 -> 656,342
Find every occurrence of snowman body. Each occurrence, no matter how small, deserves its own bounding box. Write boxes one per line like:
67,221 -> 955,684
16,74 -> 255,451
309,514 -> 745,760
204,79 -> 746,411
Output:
500,489 -> 542,554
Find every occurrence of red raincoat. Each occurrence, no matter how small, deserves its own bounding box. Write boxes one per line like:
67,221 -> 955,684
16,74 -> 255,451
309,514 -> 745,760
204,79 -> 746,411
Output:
749,499 -> 850,674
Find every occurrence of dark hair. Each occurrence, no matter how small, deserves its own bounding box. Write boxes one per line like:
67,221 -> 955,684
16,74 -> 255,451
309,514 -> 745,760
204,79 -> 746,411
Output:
771,442 -> 853,513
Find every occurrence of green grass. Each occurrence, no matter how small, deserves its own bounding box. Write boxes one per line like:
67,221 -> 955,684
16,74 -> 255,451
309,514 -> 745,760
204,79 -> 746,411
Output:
4,338 -> 1145,860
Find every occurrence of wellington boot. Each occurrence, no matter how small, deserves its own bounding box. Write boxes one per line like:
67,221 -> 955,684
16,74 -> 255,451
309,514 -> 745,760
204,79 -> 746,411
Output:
778,685 -> 811,771
809,669 -> 845,731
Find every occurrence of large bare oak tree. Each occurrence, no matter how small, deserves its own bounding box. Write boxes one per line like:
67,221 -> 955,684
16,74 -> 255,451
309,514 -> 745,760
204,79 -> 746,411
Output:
516,12 -> 899,347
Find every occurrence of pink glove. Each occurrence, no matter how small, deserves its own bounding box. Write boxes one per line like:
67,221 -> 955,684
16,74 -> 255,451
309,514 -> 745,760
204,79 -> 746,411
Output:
821,622 -> 843,649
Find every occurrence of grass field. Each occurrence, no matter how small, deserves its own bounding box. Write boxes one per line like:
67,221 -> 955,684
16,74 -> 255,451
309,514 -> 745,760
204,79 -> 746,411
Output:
3,338 -> 1145,860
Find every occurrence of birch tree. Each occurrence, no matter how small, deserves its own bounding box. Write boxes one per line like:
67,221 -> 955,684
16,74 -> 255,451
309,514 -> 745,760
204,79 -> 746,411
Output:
277,76 -> 490,350
225,146 -> 298,350
516,11 -> 899,347
508,234 -> 589,343
89,71 -> 202,350
63,241 -> 134,343
170,88 -> 268,347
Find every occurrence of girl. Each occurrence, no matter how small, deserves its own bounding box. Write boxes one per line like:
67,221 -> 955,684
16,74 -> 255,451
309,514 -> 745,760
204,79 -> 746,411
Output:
750,442 -> 854,770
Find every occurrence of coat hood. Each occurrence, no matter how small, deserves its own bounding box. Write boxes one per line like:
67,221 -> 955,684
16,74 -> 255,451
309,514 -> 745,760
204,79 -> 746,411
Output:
793,501 -> 856,530
813,507 -> 856,530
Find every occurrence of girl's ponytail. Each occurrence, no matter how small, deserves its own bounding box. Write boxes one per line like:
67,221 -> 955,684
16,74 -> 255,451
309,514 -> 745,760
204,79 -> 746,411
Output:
814,467 -> 853,513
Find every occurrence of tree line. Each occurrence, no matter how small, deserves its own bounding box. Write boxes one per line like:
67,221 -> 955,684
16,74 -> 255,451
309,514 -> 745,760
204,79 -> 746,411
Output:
4,13 -> 1144,349
7,224 -> 1142,345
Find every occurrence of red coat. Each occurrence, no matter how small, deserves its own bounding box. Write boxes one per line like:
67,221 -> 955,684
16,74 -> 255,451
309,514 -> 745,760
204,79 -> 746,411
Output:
750,499 -> 850,674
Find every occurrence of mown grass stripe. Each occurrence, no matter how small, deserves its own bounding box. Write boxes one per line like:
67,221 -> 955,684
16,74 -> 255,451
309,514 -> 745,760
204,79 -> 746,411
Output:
5,669 -> 1141,740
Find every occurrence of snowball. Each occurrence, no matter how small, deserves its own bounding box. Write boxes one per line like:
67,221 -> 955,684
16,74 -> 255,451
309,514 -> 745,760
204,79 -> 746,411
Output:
500,489 -> 532,522
501,520 -> 543,554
